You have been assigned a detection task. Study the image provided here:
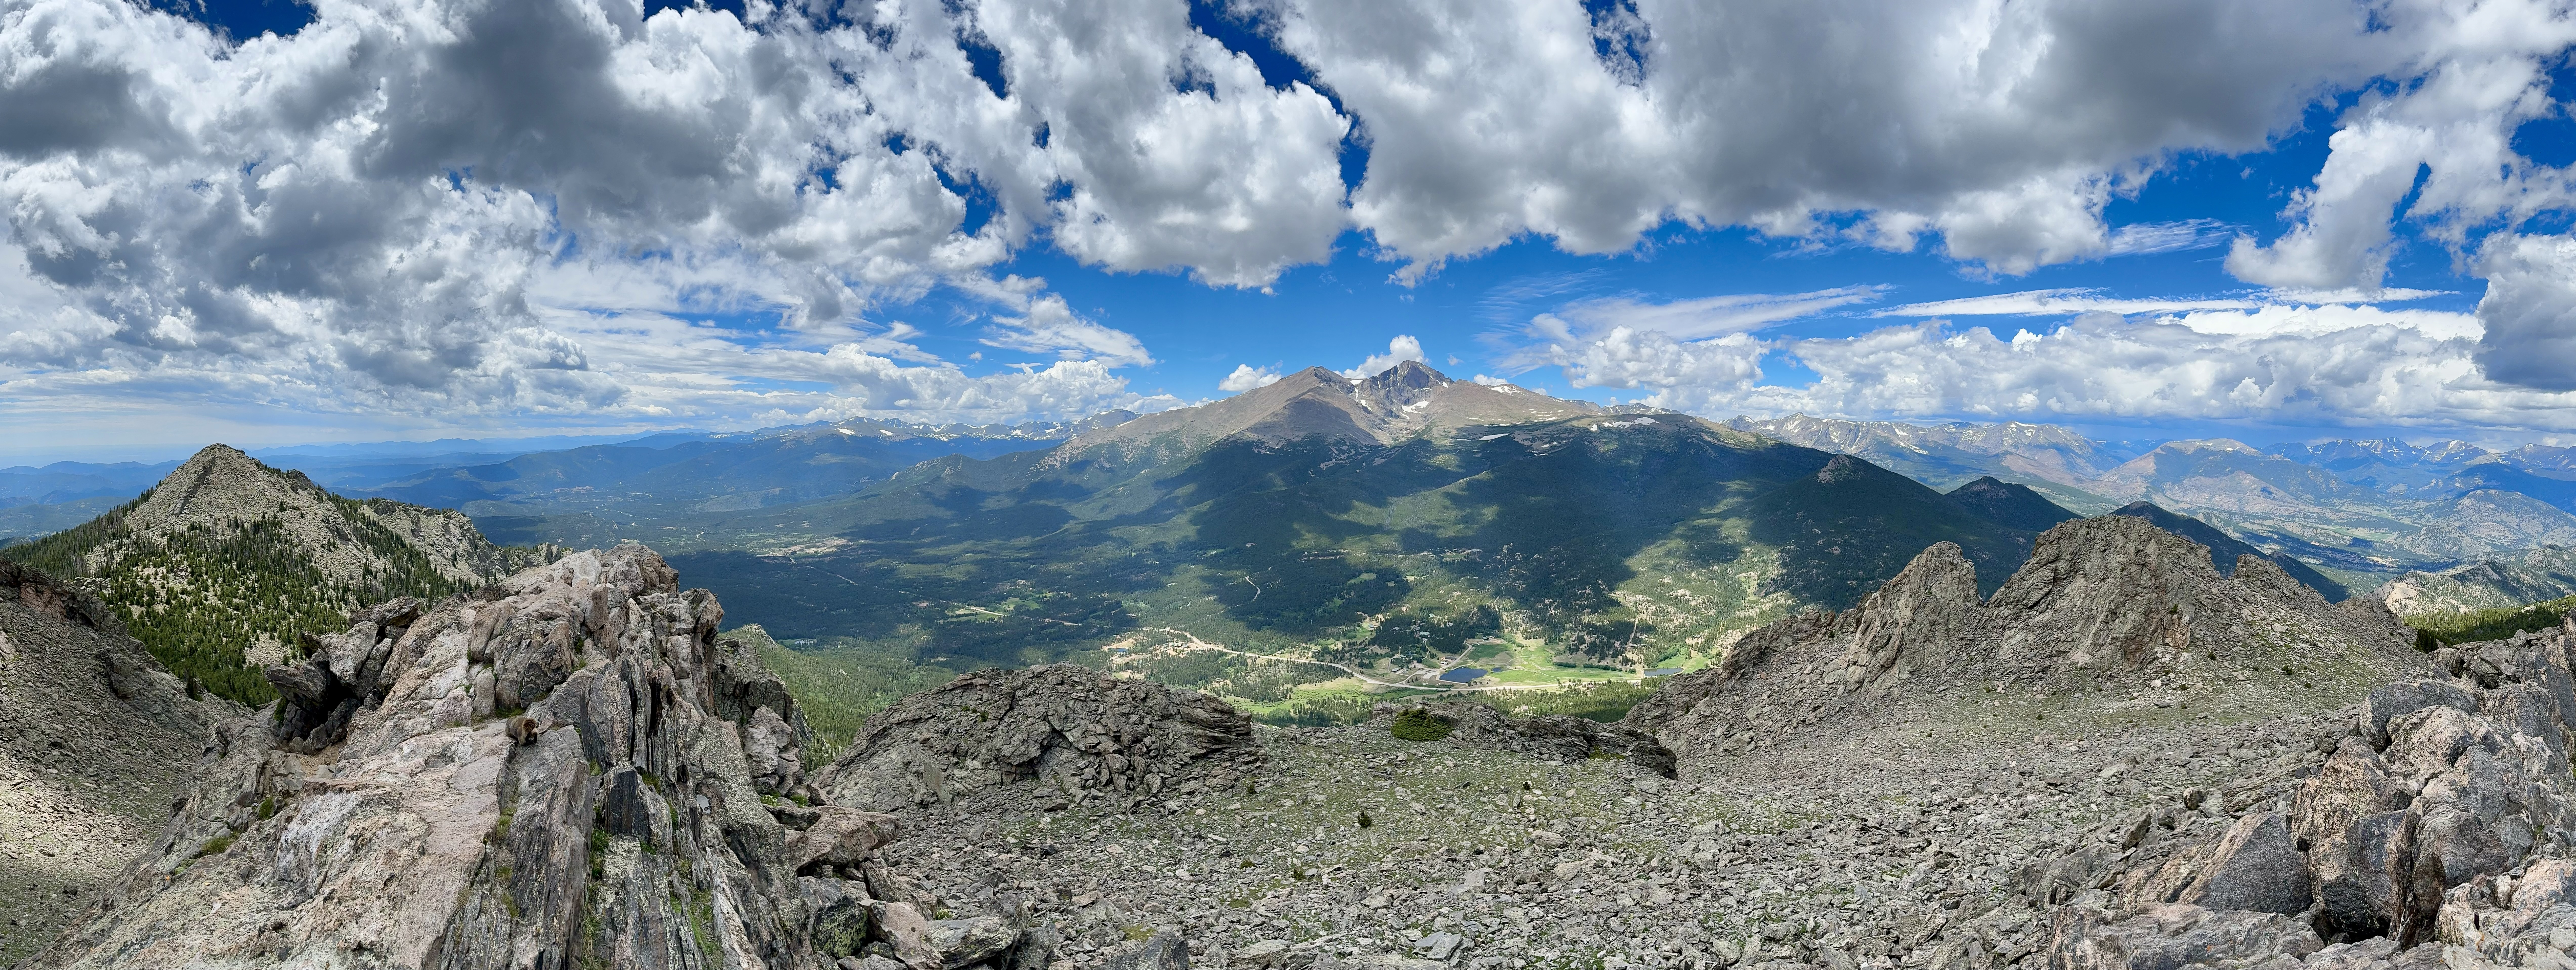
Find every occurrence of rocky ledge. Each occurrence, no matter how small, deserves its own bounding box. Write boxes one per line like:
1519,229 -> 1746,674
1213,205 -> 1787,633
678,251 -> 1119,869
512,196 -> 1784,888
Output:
23,544 -> 1051,970
2035,625 -> 2576,967
815,664 -> 1265,815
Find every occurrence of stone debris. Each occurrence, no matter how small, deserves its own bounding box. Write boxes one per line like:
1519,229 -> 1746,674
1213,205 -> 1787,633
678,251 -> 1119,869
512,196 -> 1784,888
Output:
2035,624 -> 2576,967
814,664 -> 1265,813
21,544 -> 1049,970
0,558 -> 244,967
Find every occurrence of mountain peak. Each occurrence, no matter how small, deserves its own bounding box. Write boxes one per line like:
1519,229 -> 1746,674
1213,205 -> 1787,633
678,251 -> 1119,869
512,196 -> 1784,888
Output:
1061,359 -> 1595,454
2,443 -> 535,703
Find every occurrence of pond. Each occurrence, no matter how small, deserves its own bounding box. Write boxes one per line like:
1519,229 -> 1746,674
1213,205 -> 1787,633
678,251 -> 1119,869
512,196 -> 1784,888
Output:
1643,667 -> 1683,677
1437,667 -> 1489,684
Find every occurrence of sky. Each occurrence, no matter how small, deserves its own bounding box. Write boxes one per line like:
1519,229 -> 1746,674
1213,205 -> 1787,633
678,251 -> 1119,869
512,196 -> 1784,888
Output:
1,0 -> 2574,461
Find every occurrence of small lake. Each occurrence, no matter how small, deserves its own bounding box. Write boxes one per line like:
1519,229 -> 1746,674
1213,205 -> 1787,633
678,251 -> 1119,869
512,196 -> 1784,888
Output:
1437,667 -> 1489,684
1643,668 -> 1683,677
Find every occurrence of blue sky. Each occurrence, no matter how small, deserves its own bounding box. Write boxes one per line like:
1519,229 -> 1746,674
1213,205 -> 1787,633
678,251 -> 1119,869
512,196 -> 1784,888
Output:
1,0 -> 2573,461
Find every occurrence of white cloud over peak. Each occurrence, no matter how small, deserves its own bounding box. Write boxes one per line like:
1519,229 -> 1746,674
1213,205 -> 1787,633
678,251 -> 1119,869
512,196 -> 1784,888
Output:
1525,310 -> 2576,433
978,294 -> 1154,367
1341,335 -> 1426,378
1218,364 -> 1283,392
1536,287 -> 1886,341
1524,282 -> 2522,428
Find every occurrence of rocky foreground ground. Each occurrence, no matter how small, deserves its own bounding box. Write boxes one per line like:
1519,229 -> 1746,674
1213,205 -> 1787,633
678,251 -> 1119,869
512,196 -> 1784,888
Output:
0,560 -> 238,968
13,518 -> 2576,969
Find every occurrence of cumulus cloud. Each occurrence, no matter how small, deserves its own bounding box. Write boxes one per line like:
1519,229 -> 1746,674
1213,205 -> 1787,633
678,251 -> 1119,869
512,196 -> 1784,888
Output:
0,0 -> 1317,425
1218,364 -> 1282,392
1340,335 -> 1425,378
978,294 -> 1154,367
0,0 -> 2568,433
2472,233 -> 2576,391
1548,328 -> 1765,397
1491,286 -> 1880,376
2226,2 -> 2576,290
1878,289 -> 2262,318
1269,0 -> 2442,278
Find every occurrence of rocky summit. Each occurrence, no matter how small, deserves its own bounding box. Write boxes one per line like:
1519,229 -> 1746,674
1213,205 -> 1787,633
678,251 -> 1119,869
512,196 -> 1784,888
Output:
0,444 -> 551,704
17,517 -> 2576,970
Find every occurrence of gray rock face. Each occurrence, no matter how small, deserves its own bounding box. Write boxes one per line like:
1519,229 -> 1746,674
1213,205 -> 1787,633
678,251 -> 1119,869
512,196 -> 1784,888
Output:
2047,903 -> 2323,970
2176,813 -> 2310,915
23,544 -> 1035,970
813,665 -> 1264,812
2038,618 -> 2576,967
1103,931 -> 1189,970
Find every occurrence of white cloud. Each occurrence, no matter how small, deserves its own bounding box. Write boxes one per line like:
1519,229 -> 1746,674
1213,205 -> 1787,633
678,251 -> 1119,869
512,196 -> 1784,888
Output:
1496,286 -> 1881,375
2154,303 -> 2481,342
2104,219 -> 2238,256
2226,1 -> 2576,290
1340,335 -> 1426,378
979,295 -> 1154,367
1875,288 -> 2477,340
1218,364 -> 1282,392
1534,287 -> 1885,341
1878,289 -> 2263,318
1528,312 -> 2576,432
1549,328 -> 1765,397
0,0 -> 1271,427
1270,0 -> 2430,278
2472,233 -> 2576,391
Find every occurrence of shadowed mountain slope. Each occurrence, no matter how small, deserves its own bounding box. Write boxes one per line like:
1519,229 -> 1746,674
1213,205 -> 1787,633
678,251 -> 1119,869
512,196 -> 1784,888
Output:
659,365 -> 2059,674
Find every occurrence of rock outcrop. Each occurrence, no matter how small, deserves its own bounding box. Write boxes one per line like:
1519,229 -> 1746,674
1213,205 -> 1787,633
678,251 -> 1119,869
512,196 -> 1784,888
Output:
813,665 -> 1263,813
25,544 -> 1044,970
1365,699 -> 1676,776
2034,620 -> 2576,967
0,559 -> 243,967
1628,516 -> 2419,760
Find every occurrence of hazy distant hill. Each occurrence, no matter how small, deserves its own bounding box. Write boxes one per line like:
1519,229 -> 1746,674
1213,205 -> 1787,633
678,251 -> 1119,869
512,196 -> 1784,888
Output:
661,363 -> 2058,674
355,413 -> 1134,545
2374,546 -> 2576,615
0,445 -> 539,703
0,459 -> 185,547
1726,413 -> 2132,501
1733,416 -> 2576,592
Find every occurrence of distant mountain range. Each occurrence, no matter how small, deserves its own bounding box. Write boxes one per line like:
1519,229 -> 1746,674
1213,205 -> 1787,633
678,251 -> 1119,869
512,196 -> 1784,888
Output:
12,394 -> 2571,659
652,364 -> 2077,673
1733,414 -> 2576,606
